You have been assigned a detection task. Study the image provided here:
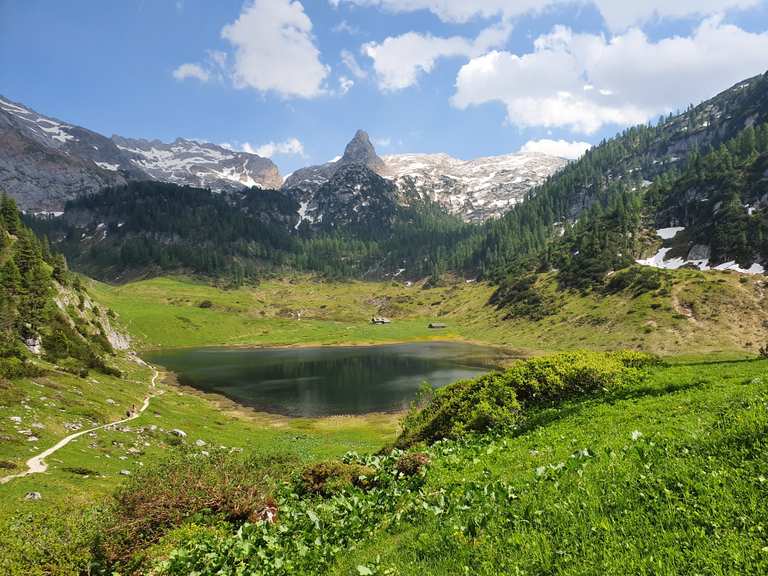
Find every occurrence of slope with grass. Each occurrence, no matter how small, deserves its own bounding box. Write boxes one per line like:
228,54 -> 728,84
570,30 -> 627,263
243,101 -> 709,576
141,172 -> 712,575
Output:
91,269 -> 768,357
138,353 -> 768,576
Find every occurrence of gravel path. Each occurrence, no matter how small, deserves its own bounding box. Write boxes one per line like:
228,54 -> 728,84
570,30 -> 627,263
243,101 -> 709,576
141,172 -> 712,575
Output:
0,363 -> 161,485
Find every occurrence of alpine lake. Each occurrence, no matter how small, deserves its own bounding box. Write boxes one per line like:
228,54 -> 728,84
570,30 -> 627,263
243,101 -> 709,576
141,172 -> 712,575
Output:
144,341 -> 511,417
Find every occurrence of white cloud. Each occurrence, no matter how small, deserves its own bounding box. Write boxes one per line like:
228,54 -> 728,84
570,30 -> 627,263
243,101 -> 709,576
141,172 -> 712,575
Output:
246,138 -> 306,158
520,138 -> 592,159
331,0 -> 759,31
172,63 -> 210,82
341,49 -> 367,78
363,22 -> 511,91
333,19 -> 360,35
372,136 -> 392,148
453,18 -> 768,133
220,0 -> 329,98
338,75 -> 355,94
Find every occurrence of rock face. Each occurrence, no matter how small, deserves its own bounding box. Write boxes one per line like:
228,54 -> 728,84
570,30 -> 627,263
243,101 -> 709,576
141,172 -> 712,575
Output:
0,95 -> 281,211
112,136 -> 282,192
0,95 -> 135,211
283,129 -> 385,195
306,164 -> 398,234
283,130 -> 567,223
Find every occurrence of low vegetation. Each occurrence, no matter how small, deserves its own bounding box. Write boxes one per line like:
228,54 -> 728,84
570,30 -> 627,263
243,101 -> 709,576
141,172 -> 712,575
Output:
92,270 -> 767,357
141,354 -> 768,576
4,352 -> 765,575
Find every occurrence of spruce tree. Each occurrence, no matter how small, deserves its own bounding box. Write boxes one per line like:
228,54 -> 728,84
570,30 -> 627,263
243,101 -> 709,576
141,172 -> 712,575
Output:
0,193 -> 21,235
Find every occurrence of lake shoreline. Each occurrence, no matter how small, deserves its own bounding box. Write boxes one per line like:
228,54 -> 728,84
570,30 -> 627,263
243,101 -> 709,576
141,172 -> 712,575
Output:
140,336 -> 528,358
145,341 -> 513,418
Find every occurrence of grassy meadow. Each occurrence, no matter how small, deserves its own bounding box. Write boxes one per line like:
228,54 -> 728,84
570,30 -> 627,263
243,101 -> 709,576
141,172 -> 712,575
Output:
1,270 -> 767,574
91,271 -> 768,357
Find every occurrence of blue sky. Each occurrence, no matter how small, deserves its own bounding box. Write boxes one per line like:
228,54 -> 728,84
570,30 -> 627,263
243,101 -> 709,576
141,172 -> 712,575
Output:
2,0 -> 768,175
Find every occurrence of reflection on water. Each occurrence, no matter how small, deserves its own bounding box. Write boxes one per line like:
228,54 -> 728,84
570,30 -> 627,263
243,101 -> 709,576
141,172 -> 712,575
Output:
144,341 -> 508,416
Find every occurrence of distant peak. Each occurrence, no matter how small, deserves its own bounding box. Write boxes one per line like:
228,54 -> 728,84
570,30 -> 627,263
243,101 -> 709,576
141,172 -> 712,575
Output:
341,129 -> 384,172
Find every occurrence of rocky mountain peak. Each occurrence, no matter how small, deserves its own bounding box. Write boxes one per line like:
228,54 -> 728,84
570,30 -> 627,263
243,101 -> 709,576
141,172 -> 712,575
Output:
340,129 -> 385,172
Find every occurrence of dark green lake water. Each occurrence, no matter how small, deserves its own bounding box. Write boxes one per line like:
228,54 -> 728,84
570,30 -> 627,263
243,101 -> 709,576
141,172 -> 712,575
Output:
144,342 -> 506,416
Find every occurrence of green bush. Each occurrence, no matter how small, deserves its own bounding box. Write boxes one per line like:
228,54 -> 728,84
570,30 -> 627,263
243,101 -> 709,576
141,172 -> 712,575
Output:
0,356 -> 42,379
398,351 -> 658,447
397,372 -> 521,447
502,350 -> 656,406
58,357 -> 88,378
0,505 -> 100,576
604,266 -> 665,296
490,273 -> 555,320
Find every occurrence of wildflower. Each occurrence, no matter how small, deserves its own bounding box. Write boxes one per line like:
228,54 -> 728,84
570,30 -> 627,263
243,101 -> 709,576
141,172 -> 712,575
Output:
631,430 -> 643,441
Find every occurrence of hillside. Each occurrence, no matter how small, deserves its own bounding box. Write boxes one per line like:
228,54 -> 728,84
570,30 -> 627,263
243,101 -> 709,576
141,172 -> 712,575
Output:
7,351 -> 762,575
463,71 -> 768,278
0,95 -> 281,211
88,270 -> 768,357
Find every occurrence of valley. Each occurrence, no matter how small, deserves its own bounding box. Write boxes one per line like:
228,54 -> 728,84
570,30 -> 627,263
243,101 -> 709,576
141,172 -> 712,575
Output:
1,12 -> 768,573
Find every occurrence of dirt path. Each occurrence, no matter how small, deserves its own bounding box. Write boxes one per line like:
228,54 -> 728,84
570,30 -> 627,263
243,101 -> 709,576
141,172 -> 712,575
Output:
0,363 -> 162,485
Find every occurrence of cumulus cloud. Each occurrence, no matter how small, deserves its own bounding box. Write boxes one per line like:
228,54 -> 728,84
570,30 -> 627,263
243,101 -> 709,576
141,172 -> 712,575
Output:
245,138 -> 306,158
172,63 -> 210,82
330,0 -> 759,31
453,18 -> 768,133
363,22 -> 511,91
222,0 -> 329,98
174,0 -> 329,98
520,139 -> 592,159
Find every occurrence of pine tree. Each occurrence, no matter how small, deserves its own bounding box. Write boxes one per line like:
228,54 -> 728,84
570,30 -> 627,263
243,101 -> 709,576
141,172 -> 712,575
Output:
0,193 -> 21,235
0,259 -> 22,298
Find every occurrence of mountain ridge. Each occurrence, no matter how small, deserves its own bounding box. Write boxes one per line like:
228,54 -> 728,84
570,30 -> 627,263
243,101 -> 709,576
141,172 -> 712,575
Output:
0,95 -> 281,210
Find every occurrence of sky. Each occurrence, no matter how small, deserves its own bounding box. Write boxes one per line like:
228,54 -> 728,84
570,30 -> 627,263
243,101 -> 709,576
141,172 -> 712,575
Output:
1,0 -> 768,175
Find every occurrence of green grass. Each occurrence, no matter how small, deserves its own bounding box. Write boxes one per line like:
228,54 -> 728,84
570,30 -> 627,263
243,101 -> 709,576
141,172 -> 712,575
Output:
148,357 -> 768,576
0,354 -> 397,549
89,272 -> 768,357
329,358 -> 768,575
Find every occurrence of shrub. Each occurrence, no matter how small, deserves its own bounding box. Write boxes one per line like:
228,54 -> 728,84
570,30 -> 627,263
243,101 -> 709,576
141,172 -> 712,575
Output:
395,452 -> 430,476
0,505 -> 100,576
58,357 -> 88,378
95,450 -> 297,568
298,461 -> 376,496
0,357 -> 27,379
604,266 -> 665,296
397,372 -> 521,447
397,351 -> 658,447
502,350 -> 656,406
490,273 -> 555,320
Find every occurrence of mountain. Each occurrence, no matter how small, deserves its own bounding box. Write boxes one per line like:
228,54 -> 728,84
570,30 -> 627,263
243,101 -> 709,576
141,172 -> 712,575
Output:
283,129 -> 386,194
467,71 -> 768,280
111,136 -> 282,192
0,95 -> 281,211
283,130 -> 567,222
383,152 -> 568,222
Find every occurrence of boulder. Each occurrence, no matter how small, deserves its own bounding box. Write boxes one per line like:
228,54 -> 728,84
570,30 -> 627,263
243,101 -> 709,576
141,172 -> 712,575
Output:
170,429 -> 187,438
687,244 -> 711,261
25,492 -> 42,501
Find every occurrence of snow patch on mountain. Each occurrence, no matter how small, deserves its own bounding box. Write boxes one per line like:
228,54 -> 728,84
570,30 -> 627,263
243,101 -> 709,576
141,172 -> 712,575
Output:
384,151 -> 568,222
112,136 -> 282,191
0,96 -> 76,146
